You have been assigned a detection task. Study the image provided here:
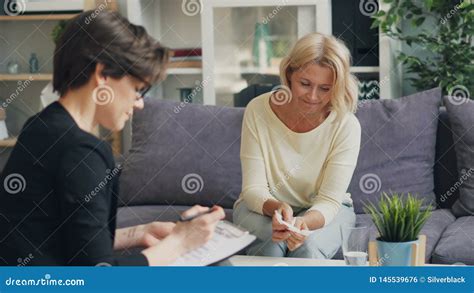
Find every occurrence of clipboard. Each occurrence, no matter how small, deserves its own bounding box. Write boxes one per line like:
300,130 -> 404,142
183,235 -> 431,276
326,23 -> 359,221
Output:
171,220 -> 256,266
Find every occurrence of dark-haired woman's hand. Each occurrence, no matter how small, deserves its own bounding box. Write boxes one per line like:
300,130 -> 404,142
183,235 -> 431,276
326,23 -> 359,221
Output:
140,222 -> 176,247
172,205 -> 225,253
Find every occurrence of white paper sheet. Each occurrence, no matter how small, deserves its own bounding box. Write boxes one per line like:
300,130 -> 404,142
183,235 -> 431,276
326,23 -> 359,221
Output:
171,221 -> 256,266
274,211 -> 313,236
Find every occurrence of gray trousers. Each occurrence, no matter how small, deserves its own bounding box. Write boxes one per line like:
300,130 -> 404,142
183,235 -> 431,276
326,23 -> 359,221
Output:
233,200 -> 356,259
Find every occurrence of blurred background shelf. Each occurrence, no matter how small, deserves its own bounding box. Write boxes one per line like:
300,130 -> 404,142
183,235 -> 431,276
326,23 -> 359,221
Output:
0,14 -> 78,21
0,74 -> 53,81
350,67 -> 380,73
166,68 -> 202,75
0,138 -> 17,147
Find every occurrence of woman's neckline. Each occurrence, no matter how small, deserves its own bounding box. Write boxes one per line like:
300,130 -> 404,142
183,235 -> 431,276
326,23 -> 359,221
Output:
265,91 -> 334,135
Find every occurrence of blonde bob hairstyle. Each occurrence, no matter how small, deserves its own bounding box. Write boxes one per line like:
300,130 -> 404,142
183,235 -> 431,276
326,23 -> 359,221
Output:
279,33 -> 359,118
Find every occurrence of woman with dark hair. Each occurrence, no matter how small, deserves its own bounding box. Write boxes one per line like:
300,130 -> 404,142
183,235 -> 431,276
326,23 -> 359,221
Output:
0,10 -> 224,266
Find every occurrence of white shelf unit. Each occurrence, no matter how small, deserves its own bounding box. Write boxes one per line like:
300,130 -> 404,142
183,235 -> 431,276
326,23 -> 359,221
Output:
126,0 -> 401,106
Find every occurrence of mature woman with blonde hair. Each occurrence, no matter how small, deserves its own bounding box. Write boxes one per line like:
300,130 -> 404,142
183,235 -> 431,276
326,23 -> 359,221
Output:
233,32 -> 361,258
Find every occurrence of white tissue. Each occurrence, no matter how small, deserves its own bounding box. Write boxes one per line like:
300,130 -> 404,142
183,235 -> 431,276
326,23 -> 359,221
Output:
274,211 -> 313,236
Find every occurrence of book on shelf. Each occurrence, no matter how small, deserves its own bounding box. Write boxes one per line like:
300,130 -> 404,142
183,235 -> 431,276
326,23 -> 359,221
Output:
0,108 -> 8,140
168,47 -> 202,68
170,56 -> 202,62
170,48 -> 202,58
168,60 -> 202,69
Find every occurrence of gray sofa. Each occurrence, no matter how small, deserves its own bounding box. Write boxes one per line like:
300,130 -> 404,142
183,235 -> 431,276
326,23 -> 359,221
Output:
116,88 -> 473,265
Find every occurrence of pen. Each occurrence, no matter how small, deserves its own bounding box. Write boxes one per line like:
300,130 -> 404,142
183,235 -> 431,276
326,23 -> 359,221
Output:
180,208 -> 214,222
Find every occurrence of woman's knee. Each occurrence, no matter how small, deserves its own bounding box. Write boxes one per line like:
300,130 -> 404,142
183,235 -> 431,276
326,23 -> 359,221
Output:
233,201 -> 273,241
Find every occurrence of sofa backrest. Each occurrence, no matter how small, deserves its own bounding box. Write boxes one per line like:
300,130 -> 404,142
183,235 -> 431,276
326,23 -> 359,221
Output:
119,92 -> 459,211
119,99 -> 244,209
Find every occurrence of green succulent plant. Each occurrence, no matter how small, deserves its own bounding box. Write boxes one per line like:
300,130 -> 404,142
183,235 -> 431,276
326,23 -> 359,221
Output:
364,192 -> 432,242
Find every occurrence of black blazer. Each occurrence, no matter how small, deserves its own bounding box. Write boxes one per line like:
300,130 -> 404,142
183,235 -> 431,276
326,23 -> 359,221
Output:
0,102 -> 147,266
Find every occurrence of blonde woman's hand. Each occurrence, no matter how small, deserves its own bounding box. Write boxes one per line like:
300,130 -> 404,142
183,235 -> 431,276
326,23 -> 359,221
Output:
271,202 -> 293,242
287,217 -> 308,251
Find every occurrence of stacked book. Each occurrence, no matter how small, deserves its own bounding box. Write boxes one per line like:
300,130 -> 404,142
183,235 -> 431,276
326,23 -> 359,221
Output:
0,107 -> 8,140
169,48 -> 202,68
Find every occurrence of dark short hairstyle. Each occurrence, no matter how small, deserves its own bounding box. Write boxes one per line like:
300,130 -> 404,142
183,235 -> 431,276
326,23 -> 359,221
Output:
53,10 -> 169,96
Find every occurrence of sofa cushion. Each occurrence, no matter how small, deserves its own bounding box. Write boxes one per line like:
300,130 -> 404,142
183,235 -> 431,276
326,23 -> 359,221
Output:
333,209 -> 455,263
432,216 -> 474,265
444,97 -> 474,217
119,99 -> 244,209
348,88 -> 442,213
116,205 -> 234,228
434,108 -> 460,209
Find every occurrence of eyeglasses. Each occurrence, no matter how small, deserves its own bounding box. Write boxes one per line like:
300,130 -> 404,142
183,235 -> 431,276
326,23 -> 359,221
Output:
136,86 -> 151,99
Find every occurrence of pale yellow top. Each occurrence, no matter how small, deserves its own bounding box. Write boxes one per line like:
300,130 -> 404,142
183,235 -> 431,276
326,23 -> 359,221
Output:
236,92 -> 361,226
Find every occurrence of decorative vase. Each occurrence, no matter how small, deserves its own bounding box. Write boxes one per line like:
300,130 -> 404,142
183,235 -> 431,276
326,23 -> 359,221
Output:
29,53 -> 39,73
252,22 -> 273,68
179,88 -> 194,103
376,238 -> 419,266
7,60 -> 19,74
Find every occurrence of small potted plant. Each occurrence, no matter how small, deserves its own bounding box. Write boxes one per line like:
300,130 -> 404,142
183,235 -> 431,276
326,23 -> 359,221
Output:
364,192 -> 432,266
